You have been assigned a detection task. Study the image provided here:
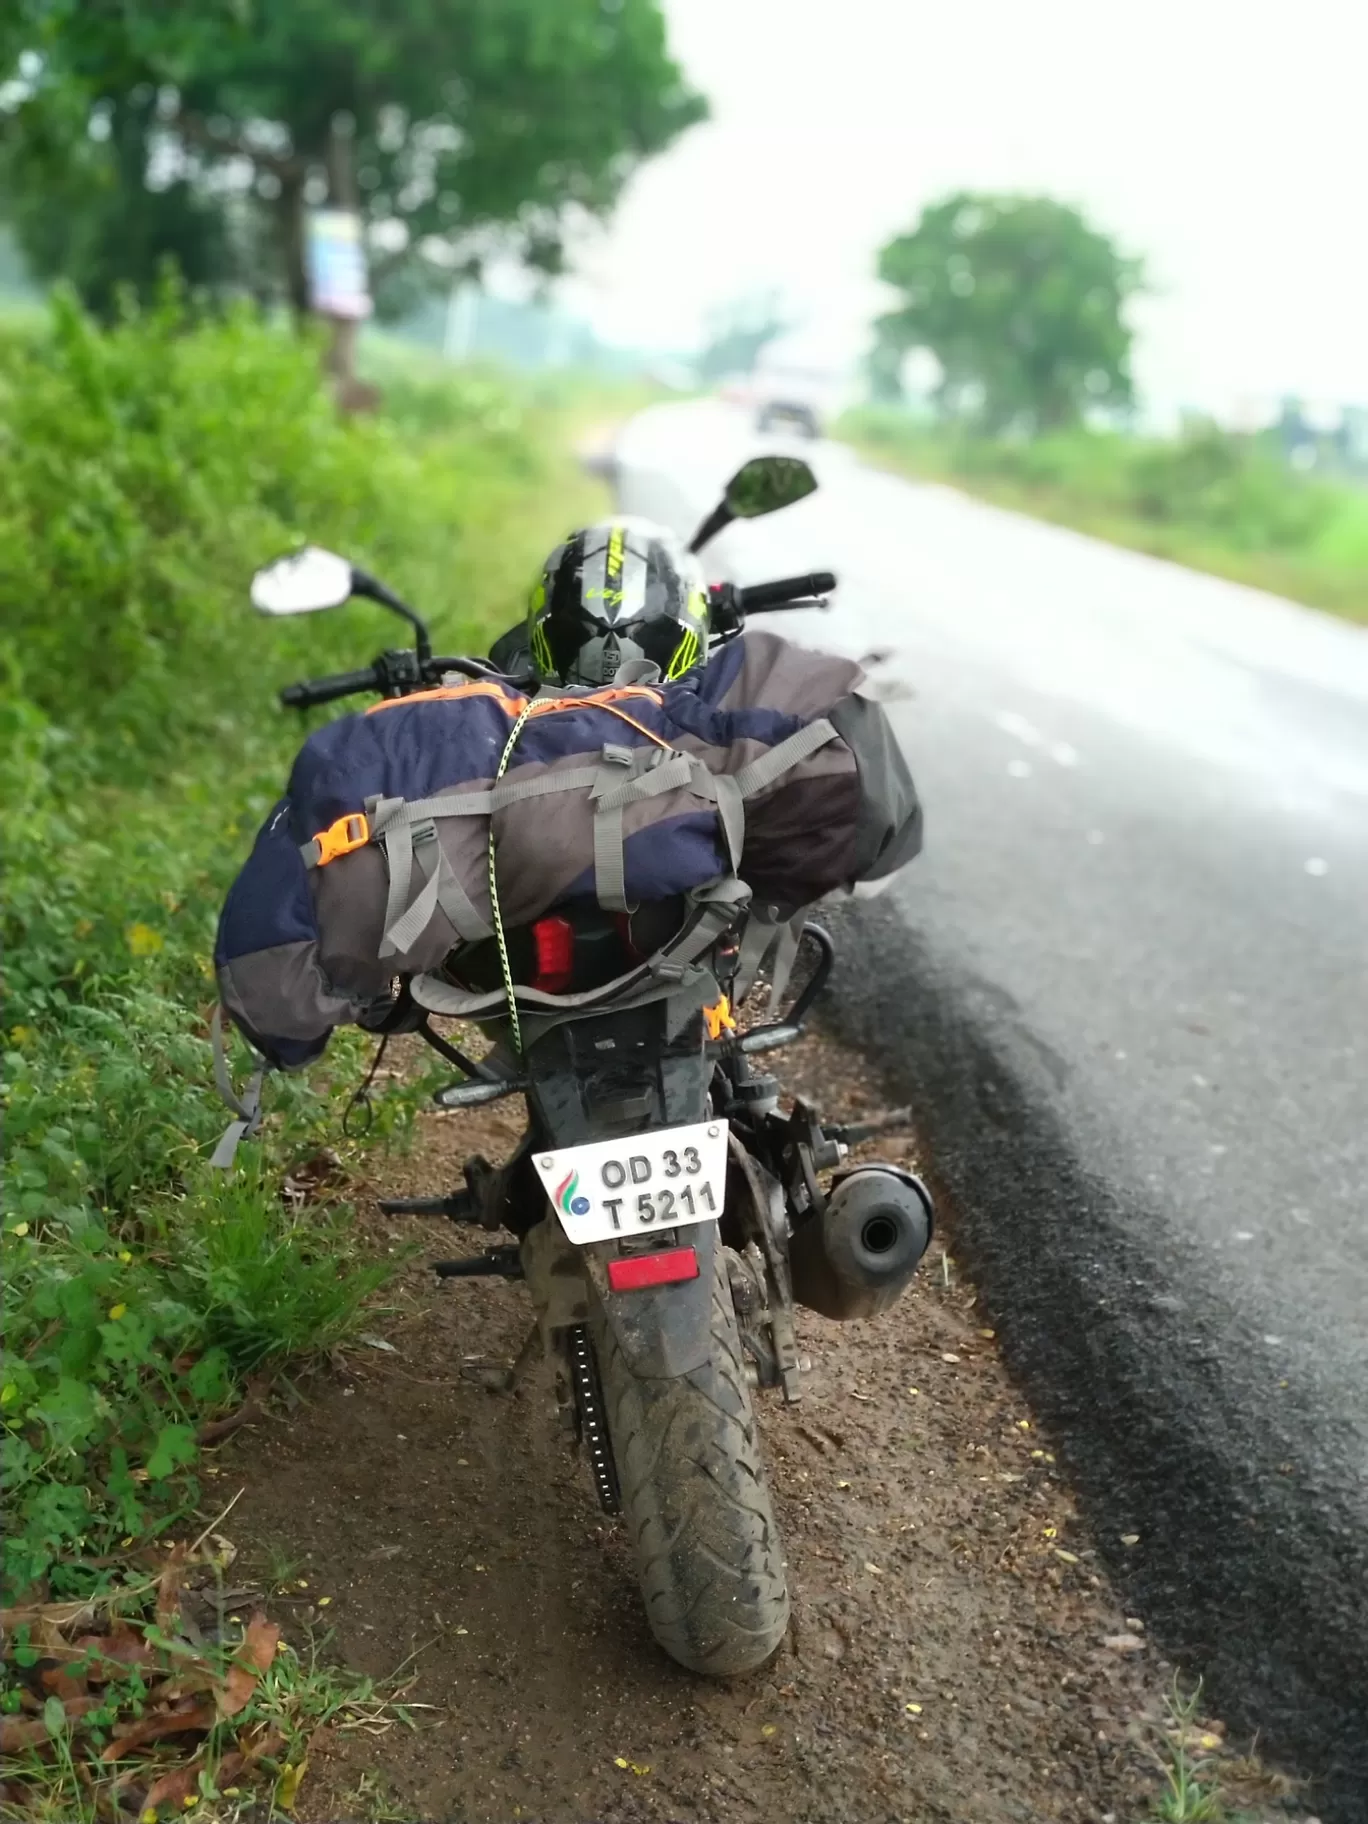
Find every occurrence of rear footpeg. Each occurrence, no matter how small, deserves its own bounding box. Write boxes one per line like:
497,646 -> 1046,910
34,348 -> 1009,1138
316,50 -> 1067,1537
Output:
380,1190 -> 475,1219
433,1246 -> 524,1280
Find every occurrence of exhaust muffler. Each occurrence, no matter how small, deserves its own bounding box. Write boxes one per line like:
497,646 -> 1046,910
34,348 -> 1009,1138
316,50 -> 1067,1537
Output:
789,1165 -> 934,1321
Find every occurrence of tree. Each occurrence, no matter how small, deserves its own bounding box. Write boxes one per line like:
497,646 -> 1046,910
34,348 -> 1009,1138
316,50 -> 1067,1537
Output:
874,193 -> 1143,432
0,0 -> 705,318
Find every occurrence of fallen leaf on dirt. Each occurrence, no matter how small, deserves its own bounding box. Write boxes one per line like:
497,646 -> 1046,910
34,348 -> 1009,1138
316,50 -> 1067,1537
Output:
941,1353 -> 961,1364
101,1700 -> 218,1761
359,1335 -> 399,1354
1102,1635 -> 1146,1654
1,1696 -> 103,1752
275,1758 -> 309,1811
39,1663 -> 89,1703
863,1562 -> 885,1576
1,1599 -> 97,1633
1053,1549 -> 1080,1565
219,1614 -> 281,1718
71,1628 -> 162,1679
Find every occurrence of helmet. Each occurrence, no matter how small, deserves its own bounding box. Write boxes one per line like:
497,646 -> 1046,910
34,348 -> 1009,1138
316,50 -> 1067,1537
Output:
527,517 -> 709,686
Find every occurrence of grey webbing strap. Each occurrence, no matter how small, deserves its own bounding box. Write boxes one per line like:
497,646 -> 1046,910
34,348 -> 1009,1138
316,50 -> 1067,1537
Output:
210,1004 -> 266,1170
733,911 -> 781,1003
700,770 -> 745,872
594,803 -> 629,913
766,913 -> 806,1015
382,827 -> 491,956
489,765 -> 600,809
734,717 -> 839,799
370,795 -> 415,950
593,749 -> 694,811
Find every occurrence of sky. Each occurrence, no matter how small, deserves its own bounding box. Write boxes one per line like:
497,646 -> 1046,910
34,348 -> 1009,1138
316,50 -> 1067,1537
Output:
554,0 -> 1368,420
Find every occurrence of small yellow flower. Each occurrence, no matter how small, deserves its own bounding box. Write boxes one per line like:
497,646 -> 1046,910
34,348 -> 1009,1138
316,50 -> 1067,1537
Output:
8,1026 -> 33,1047
7,1223 -> 30,1238
905,1702 -> 923,1714
118,1250 -> 133,1264
108,1304 -> 127,1321
125,922 -> 163,957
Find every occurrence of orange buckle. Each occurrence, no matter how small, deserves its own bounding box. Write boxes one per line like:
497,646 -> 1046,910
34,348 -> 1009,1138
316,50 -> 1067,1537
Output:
312,811 -> 371,866
704,994 -> 736,1041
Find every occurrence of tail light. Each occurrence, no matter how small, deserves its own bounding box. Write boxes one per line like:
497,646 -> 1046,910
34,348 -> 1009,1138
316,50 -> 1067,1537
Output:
607,1246 -> 700,1292
530,915 -> 576,994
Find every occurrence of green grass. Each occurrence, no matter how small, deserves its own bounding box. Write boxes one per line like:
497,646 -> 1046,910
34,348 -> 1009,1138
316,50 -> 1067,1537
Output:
0,282 -> 608,1611
843,406 -> 1368,624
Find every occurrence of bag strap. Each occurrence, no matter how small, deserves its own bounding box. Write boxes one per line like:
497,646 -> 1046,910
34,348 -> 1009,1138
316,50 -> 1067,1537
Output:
733,717 -> 840,799
209,1004 -> 267,1170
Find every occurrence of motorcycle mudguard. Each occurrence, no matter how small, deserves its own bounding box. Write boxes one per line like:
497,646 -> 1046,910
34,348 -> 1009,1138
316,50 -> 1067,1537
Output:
582,1223 -> 719,1380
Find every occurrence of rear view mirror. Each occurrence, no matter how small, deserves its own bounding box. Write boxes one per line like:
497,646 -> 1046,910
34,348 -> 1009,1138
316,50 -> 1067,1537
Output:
251,546 -> 354,617
688,454 -> 819,553
724,455 -> 817,519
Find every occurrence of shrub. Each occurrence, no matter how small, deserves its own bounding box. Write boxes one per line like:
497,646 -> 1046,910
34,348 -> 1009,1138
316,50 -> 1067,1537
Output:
1,289 -> 602,1599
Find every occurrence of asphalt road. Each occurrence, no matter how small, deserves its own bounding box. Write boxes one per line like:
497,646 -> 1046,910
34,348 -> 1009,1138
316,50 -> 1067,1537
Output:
614,400 -> 1368,1819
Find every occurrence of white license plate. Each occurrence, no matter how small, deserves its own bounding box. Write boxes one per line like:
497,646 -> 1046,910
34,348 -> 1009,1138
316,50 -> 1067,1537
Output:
531,1120 -> 729,1246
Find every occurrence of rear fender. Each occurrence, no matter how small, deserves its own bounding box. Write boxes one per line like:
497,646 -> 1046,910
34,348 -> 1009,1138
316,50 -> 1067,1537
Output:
582,1223 -> 719,1380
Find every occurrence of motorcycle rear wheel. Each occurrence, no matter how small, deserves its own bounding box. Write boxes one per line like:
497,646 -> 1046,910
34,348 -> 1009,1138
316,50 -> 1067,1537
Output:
592,1244 -> 790,1675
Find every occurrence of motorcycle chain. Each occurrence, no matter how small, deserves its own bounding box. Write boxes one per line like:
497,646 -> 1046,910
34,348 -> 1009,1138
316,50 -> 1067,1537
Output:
568,1324 -> 621,1516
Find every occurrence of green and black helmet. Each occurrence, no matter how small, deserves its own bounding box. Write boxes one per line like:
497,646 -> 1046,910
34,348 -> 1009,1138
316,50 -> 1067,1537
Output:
527,516 -> 710,687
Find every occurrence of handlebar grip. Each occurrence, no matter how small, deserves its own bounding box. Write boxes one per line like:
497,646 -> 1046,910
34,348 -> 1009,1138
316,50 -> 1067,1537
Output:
738,571 -> 837,612
279,665 -> 382,709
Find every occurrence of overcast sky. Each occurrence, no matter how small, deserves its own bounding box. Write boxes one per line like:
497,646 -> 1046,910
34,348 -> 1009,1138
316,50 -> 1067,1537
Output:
557,0 -> 1368,417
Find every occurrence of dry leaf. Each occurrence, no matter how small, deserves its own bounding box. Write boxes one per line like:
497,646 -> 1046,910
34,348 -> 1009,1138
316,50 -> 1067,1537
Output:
1,1697 -> 103,1753
100,1699 -> 218,1761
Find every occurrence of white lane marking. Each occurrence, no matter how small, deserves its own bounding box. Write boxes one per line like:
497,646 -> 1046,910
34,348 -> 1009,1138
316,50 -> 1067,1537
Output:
995,709 -> 1083,769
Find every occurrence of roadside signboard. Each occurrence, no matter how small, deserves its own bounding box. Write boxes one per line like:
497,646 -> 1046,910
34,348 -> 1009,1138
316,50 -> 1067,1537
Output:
305,209 -> 372,321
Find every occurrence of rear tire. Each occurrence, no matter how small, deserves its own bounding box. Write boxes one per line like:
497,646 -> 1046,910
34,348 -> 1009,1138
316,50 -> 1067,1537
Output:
592,1245 -> 790,1675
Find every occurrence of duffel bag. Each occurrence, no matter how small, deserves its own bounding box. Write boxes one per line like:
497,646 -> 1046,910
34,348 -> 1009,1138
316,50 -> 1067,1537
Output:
214,631 -> 921,1072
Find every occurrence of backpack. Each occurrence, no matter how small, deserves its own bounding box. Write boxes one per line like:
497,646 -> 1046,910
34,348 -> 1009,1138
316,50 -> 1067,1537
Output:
214,630 -> 921,1074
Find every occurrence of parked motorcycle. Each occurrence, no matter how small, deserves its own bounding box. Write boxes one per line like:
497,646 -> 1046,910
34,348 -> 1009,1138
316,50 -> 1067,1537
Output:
247,455 -> 932,1676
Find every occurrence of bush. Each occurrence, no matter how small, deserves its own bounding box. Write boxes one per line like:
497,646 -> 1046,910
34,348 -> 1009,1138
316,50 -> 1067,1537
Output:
843,406 -> 1368,621
0,290 -> 602,1600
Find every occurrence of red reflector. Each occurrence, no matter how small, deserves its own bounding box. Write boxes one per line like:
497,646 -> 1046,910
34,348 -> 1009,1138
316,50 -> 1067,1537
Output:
530,915 -> 575,994
607,1247 -> 700,1292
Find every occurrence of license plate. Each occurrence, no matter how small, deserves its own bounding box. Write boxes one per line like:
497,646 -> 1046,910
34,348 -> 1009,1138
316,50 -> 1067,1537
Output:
531,1120 -> 729,1246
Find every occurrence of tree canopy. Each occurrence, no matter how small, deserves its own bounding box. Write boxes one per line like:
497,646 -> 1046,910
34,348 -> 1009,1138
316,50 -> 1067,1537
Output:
0,0 -> 706,316
874,192 -> 1143,431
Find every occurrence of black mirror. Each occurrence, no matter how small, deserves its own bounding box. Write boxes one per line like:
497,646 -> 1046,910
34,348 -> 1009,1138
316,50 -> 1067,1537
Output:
251,546 -> 354,617
724,455 -> 817,519
688,454 -> 819,553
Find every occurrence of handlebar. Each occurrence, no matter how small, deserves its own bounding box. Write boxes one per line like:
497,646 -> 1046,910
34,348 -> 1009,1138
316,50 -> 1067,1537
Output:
279,665 -> 382,709
737,571 -> 837,612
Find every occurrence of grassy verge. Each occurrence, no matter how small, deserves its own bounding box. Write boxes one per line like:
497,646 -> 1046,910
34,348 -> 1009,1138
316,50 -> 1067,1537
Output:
0,285 -> 607,1812
842,406 -> 1368,624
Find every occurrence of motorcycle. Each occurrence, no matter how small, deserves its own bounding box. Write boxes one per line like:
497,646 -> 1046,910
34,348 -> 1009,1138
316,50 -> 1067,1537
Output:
248,454 -> 933,1676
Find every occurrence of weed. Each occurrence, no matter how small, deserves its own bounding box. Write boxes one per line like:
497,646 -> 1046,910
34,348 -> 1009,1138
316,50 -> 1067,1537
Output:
1150,1678 -> 1228,1822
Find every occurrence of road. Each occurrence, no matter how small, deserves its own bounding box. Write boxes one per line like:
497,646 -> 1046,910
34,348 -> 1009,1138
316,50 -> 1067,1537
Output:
614,400 -> 1368,1820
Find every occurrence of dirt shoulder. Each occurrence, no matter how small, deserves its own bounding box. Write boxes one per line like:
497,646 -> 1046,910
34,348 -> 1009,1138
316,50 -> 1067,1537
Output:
218,1029 -> 1295,1824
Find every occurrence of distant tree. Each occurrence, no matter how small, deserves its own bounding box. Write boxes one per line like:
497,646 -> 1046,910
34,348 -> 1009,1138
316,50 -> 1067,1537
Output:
0,1 -> 706,318
697,293 -> 786,383
874,192 -> 1143,432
